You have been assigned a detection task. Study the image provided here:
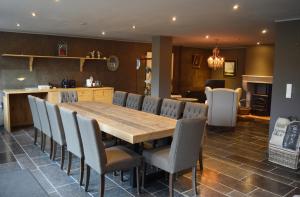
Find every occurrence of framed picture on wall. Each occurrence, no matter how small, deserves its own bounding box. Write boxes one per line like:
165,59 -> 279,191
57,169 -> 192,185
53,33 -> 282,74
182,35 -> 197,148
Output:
58,43 -> 68,56
223,60 -> 237,77
192,54 -> 203,69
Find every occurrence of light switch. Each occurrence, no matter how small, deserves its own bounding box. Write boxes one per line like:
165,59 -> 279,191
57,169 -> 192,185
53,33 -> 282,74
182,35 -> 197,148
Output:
286,84 -> 292,99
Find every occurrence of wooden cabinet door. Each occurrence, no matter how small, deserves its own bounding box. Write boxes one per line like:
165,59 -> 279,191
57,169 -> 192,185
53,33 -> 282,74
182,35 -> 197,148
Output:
77,90 -> 93,101
93,89 -> 113,104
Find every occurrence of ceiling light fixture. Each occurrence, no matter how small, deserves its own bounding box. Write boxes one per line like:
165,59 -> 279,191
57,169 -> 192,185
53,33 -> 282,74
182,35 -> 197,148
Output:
257,42 -> 261,45
132,25 -> 136,29
31,12 -> 36,17
172,16 -> 177,22
233,4 -> 239,10
261,29 -> 268,34
16,23 -> 20,27
207,46 -> 224,70
101,31 -> 106,35
205,35 -> 209,39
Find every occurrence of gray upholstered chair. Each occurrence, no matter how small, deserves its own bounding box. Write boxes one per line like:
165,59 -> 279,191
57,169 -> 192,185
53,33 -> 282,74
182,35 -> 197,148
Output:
112,91 -> 128,106
35,98 -> 53,158
76,114 -> 142,195
28,95 -> 42,145
160,99 -> 184,119
59,91 -> 78,103
142,118 -> 206,197
182,102 -> 208,171
142,96 -> 162,115
205,87 -> 239,127
45,101 -> 66,169
125,93 -> 143,110
59,108 -> 84,185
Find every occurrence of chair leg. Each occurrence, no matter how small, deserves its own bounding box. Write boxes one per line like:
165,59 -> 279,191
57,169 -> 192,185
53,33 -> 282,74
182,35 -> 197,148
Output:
34,128 -> 38,145
136,167 -> 140,195
120,171 -> 124,182
49,137 -> 53,159
60,145 -> 65,170
141,162 -> 146,189
85,165 -> 90,192
99,174 -> 105,197
40,133 -> 44,151
192,166 -> 198,195
199,149 -> 203,171
169,173 -> 174,197
42,134 -> 46,152
79,157 -> 84,186
67,151 -> 72,175
52,141 -> 57,161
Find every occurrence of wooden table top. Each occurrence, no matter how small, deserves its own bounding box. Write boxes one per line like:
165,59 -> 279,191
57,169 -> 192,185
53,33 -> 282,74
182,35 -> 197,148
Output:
59,101 -> 177,144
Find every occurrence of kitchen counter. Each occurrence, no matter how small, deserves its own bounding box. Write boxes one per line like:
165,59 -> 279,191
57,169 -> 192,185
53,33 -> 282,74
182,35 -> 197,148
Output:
2,87 -> 114,132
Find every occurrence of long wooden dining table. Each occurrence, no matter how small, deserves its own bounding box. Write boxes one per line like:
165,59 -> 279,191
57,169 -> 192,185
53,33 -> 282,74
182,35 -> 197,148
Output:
58,101 -> 177,186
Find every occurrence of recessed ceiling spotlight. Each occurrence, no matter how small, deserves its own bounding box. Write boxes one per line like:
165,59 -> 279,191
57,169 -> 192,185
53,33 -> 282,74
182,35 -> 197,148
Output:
31,12 -> 36,17
101,31 -> 106,35
261,29 -> 268,34
205,35 -> 210,39
16,23 -> 20,27
233,4 -> 239,10
132,25 -> 136,29
54,0 -> 60,2
257,42 -> 261,45
172,16 -> 177,22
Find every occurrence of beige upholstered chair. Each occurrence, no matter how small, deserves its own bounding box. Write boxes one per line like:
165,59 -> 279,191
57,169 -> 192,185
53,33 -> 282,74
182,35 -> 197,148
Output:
112,91 -> 128,106
142,96 -> 162,115
28,95 -> 42,146
76,114 -> 142,195
205,87 -> 239,127
182,102 -> 208,171
142,118 -> 206,197
160,99 -> 184,119
125,93 -> 143,110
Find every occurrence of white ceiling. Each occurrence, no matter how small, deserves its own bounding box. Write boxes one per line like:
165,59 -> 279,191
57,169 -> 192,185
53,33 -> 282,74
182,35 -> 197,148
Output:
0,0 -> 300,47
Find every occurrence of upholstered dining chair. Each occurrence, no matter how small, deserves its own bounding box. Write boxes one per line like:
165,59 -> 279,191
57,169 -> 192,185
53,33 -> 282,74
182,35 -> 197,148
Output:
160,98 -> 184,119
28,95 -> 42,146
141,96 -> 162,115
45,101 -> 66,169
59,108 -> 84,185
125,93 -> 143,110
142,118 -> 206,197
59,91 -> 78,103
76,114 -> 142,196
35,98 -> 53,158
182,102 -> 208,171
112,91 -> 128,106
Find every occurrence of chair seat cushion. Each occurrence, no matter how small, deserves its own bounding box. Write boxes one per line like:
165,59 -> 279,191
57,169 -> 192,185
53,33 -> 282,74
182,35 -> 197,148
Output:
142,146 -> 171,172
105,146 -> 141,172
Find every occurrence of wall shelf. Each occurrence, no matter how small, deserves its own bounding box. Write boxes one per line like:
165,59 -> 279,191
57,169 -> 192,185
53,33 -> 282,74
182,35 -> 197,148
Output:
1,54 -> 107,72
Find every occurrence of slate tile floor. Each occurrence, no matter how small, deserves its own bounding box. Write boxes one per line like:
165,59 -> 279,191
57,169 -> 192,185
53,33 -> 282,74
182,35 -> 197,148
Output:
0,119 -> 300,197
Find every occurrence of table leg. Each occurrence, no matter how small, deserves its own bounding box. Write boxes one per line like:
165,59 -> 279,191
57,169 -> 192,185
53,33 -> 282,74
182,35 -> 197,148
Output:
130,143 -> 140,187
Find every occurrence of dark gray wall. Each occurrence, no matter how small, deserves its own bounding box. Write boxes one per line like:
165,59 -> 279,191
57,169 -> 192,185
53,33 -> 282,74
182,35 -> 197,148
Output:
269,20 -> 300,136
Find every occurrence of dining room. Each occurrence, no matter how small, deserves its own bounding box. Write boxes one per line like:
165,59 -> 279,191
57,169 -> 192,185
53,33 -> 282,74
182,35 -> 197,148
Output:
1,1 -> 300,197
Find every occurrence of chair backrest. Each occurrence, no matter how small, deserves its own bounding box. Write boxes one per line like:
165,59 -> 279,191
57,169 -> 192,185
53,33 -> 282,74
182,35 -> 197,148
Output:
35,98 -> 52,137
169,118 -> 206,173
125,93 -> 143,110
59,108 -> 83,158
183,102 -> 208,119
205,87 -> 239,127
59,91 -> 78,103
112,91 -> 128,106
28,95 -> 41,130
142,96 -> 162,115
77,114 -> 107,174
160,99 -> 184,119
45,101 -> 65,146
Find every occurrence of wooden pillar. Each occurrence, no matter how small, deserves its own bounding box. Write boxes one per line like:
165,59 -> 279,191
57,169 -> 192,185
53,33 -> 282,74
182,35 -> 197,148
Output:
151,36 -> 172,98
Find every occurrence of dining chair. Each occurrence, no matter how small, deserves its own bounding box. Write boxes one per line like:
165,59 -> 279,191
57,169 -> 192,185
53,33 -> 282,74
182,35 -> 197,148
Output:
35,98 -> 53,158
125,93 -> 143,110
45,101 -> 66,169
112,91 -> 128,106
76,114 -> 142,196
141,96 -> 162,115
59,91 -> 78,103
182,102 -> 208,171
28,95 -> 42,146
59,108 -> 84,185
142,118 -> 206,197
160,98 -> 184,119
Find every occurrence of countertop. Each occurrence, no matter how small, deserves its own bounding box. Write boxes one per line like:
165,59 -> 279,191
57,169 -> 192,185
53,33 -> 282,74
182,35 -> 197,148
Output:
3,87 -> 114,95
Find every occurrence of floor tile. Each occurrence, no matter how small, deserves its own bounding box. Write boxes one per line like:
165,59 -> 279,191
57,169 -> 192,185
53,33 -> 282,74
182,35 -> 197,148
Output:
270,168 -> 300,182
8,142 -> 25,154
92,186 -> 133,197
0,151 -> 16,164
227,155 -> 275,171
227,190 -> 248,197
15,154 -> 37,170
183,184 -> 227,197
31,169 -> 56,193
0,162 -> 21,173
23,144 -> 47,158
57,183 -> 91,197
14,134 -> 34,145
249,189 -> 281,197
242,174 -> 294,196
